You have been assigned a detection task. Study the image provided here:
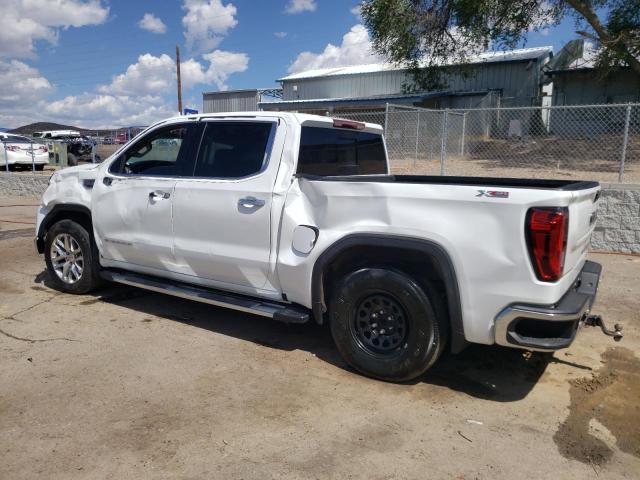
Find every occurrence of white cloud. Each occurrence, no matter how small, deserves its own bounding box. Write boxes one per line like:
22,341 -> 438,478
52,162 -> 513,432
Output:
45,93 -> 177,129
188,50 -> 249,90
350,4 -> 361,17
98,50 -> 248,97
182,0 -> 238,53
285,0 -> 316,14
288,24 -> 381,73
99,54 -> 175,96
0,0 -> 109,58
26,48 -> 249,128
0,59 -> 52,108
138,13 -> 166,34
274,31 -> 288,39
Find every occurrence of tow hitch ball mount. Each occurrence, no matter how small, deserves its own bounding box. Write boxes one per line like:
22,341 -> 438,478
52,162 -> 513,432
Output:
583,314 -> 623,342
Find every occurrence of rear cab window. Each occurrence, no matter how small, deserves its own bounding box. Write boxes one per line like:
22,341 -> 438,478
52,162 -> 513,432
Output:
297,126 -> 387,176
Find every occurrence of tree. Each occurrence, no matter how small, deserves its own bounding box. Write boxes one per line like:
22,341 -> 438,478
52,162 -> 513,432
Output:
360,0 -> 640,91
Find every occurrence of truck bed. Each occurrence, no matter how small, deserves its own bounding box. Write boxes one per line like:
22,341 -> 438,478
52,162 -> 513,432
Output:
298,174 -> 599,191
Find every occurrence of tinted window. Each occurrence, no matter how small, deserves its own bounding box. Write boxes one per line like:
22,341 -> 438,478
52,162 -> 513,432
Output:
297,127 -> 387,176
194,122 -> 273,178
110,124 -> 192,176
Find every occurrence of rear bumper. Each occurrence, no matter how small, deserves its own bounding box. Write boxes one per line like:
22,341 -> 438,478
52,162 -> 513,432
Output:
494,261 -> 601,351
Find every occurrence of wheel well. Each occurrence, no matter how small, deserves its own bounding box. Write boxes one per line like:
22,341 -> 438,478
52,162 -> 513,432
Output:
39,206 -> 93,248
312,236 -> 467,353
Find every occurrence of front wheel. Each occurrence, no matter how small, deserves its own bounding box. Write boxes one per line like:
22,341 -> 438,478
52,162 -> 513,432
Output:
329,268 -> 446,382
44,219 -> 101,294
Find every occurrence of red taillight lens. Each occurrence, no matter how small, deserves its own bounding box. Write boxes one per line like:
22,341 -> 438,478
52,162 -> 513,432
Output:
39,146 -> 48,153
332,118 -> 365,130
6,145 -> 20,152
526,207 -> 569,282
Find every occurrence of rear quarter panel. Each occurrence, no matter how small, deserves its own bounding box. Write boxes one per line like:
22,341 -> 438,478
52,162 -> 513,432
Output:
277,179 -> 599,345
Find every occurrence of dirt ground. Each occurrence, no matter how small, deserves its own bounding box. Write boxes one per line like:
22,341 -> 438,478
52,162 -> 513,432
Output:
0,196 -> 639,480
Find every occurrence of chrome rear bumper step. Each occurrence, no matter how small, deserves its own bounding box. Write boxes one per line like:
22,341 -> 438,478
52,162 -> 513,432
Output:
100,270 -> 310,324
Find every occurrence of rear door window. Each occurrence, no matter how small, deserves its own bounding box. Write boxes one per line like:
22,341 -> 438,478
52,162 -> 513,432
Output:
193,122 -> 274,178
297,127 -> 387,176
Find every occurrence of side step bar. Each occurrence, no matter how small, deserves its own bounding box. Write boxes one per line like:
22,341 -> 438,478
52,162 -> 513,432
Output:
99,270 -> 310,324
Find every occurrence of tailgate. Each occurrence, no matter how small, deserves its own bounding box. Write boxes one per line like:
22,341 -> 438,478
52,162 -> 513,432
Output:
564,186 -> 601,276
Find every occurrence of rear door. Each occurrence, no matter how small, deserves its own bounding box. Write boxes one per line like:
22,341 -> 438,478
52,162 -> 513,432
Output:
172,119 -> 283,294
93,122 -> 200,272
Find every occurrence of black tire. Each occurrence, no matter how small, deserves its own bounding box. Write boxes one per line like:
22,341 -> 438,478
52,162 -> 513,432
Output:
68,153 -> 78,166
35,164 -> 44,171
329,268 -> 446,382
44,219 -> 102,294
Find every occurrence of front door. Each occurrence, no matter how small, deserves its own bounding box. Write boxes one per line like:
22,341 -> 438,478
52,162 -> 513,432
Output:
93,122 -> 199,273
172,119 -> 282,293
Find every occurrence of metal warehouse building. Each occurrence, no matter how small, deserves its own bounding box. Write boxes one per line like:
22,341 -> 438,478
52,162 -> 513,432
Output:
202,88 -> 283,113
259,46 -> 553,114
202,46 -> 554,115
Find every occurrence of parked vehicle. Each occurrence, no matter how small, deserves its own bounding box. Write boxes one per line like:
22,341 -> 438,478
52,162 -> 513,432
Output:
0,133 -> 48,170
33,130 -> 81,139
34,112 -> 622,381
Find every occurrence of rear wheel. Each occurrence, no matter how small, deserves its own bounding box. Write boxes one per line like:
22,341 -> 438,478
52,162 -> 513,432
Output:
44,220 -> 101,294
329,268 -> 446,382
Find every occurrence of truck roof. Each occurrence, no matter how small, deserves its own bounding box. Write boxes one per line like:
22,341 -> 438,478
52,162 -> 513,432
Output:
151,112 -> 384,135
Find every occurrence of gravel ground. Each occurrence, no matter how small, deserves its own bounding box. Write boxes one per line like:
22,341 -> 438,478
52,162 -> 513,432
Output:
0,196 -> 638,480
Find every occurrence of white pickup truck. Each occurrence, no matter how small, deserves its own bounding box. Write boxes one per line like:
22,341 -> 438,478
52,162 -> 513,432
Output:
35,112 -> 622,381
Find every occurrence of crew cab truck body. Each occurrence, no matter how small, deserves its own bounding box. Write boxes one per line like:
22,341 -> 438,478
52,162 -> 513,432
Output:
35,112 -> 618,381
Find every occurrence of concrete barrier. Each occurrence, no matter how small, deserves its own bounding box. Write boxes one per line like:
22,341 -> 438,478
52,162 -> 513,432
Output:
591,183 -> 640,254
1,171 -> 638,254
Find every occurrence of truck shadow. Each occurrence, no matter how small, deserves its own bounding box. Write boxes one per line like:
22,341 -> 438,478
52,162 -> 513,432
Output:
36,276 -> 589,403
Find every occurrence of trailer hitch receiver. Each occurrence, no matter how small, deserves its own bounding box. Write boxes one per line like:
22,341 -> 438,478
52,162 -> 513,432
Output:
583,314 -> 623,342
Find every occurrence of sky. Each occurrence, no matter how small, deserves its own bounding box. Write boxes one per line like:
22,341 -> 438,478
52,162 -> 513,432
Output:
0,0 -> 585,129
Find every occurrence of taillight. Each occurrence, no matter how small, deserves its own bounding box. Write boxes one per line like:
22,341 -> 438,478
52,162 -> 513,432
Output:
39,146 -> 48,153
526,207 -> 569,282
6,145 -> 20,152
332,118 -> 365,130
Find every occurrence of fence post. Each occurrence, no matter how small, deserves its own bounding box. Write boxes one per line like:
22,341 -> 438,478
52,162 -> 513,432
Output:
440,109 -> 448,176
383,102 -> 389,136
3,142 -> 8,172
92,142 -> 96,163
30,141 -> 35,173
460,112 -> 467,156
414,110 -> 420,167
619,103 -> 631,182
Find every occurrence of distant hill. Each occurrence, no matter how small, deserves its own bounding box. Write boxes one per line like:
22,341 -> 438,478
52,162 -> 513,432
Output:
8,122 -> 90,136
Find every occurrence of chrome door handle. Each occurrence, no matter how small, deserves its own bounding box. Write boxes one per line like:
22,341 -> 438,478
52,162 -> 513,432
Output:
149,190 -> 171,200
238,196 -> 265,208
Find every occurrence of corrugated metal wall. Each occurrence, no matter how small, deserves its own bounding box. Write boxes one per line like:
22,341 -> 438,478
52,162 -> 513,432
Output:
203,90 -> 259,113
282,61 -> 543,105
552,69 -> 640,105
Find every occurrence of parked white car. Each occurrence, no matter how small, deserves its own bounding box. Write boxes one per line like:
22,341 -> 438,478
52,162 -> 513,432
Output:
34,112 -> 622,381
0,133 -> 48,170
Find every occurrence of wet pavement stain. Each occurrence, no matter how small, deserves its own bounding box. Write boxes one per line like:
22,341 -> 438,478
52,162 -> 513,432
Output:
0,228 -> 33,241
554,347 -> 640,465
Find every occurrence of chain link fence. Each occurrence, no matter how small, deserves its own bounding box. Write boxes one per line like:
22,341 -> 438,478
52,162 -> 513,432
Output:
1,126 -> 148,175
337,102 -> 640,183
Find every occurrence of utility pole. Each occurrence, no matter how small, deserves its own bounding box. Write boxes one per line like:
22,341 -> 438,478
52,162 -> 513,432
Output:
175,45 -> 183,114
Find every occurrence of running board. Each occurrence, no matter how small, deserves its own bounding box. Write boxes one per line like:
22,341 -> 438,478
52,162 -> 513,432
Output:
99,270 -> 310,324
